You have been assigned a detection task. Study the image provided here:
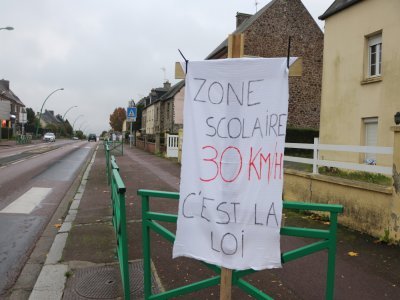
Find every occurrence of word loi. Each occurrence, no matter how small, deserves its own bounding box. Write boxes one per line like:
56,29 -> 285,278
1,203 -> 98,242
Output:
182,190 -> 279,258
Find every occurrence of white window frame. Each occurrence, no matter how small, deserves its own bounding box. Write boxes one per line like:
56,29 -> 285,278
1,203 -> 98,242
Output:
363,117 -> 378,163
368,34 -> 382,77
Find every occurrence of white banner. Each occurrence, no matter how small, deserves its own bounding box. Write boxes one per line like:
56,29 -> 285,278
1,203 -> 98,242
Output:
173,58 -> 293,270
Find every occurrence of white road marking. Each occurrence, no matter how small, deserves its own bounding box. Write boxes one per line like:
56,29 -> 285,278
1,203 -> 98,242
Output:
0,187 -> 52,214
11,159 -> 26,165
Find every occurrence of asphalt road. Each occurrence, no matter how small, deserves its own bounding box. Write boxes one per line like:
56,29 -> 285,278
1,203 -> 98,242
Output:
0,140 -> 95,296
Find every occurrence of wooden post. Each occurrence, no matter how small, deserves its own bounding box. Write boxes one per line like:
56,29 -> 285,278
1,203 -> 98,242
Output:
217,33 -> 245,300
174,33 -> 302,300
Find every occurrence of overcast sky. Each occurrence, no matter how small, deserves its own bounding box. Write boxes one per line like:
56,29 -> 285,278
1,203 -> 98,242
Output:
0,0 -> 332,135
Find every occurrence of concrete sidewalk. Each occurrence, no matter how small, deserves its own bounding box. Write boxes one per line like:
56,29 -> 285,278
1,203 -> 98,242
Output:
19,144 -> 400,299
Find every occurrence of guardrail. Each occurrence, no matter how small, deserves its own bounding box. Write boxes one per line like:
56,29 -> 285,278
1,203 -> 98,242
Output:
285,138 -> 393,175
105,144 -> 130,299
105,139 -> 124,156
16,134 -> 32,145
138,189 -> 343,300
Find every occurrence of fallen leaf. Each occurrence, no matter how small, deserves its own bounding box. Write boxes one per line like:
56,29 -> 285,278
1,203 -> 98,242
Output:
323,221 -> 330,225
54,224 -> 62,228
348,251 -> 359,257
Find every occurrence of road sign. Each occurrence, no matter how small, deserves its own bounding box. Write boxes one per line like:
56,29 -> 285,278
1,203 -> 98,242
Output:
19,112 -> 27,124
126,107 -> 137,122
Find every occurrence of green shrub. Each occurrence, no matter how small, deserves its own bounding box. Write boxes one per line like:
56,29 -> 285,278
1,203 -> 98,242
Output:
319,167 -> 392,186
285,127 -> 319,157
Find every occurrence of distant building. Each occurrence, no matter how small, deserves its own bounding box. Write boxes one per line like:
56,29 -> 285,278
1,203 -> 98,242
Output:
159,80 -> 185,134
0,79 -> 25,137
141,81 -> 171,136
38,109 -> 63,130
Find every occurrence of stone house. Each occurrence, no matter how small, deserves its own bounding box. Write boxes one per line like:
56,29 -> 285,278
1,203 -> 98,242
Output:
141,81 -> 170,136
206,0 -> 324,129
38,109 -> 63,130
0,79 -> 25,137
159,80 -> 185,135
318,0 -> 400,167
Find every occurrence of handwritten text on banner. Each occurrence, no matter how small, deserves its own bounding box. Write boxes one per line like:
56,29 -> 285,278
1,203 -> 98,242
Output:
173,58 -> 294,270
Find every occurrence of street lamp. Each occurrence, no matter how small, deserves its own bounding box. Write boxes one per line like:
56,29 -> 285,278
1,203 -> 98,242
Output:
78,121 -> 87,131
72,114 -> 83,136
35,88 -> 64,137
60,105 -> 77,137
0,27 -> 14,31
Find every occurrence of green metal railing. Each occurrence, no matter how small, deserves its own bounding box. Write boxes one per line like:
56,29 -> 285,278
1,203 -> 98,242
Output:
16,134 -> 32,144
138,189 -> 344,300
105,146 -> 130,299
105,139 -> 124,156
105,143 -> 111,184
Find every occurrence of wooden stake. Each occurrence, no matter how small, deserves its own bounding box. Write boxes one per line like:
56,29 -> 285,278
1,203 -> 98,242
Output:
220,267 -> 233,300
217,33 -> 245,300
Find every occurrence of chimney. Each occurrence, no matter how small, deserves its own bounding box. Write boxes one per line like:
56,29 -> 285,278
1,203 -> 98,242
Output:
0,79 -> 10,90
236,12 -> 252,28
163,81 -> 171,90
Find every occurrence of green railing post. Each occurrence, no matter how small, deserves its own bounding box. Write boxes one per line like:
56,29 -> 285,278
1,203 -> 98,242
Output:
141,194 -> 152,299
326,211 -> 339,300
106,144 -> 111,185
108,158 -> 131,300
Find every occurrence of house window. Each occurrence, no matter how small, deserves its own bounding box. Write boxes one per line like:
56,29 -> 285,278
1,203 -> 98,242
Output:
368,34 -> 382,77
363,117 -> 378,163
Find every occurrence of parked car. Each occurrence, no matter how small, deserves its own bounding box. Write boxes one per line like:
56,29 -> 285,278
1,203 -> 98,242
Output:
43,132 -> 56,142
88,133 -> 97,142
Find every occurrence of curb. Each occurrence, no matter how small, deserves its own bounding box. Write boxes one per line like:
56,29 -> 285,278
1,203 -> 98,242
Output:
28,145 -> 98,300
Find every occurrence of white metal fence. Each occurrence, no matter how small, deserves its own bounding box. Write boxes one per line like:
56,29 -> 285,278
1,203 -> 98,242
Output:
166,134 -> 179,158
284,138 -> 393,175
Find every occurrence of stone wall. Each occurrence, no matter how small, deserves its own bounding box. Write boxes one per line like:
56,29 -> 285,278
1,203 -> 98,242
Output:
242,0 -> 323,129
284,169 -> 397,241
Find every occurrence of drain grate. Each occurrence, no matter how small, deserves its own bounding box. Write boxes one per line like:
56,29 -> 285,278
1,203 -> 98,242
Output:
63,260 -> 161,299
75,266 -> 120,299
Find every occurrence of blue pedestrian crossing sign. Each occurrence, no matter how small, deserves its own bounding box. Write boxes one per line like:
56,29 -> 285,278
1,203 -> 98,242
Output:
126,107 -> 137,122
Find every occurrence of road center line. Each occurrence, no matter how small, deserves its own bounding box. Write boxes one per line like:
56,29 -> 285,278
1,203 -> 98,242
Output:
11,159 -> 26,165
0,187 -> 52,214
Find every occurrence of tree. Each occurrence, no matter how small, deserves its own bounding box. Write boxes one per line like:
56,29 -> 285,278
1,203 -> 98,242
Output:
100,130 -> 108,138
132,103 -> 144,131
25,107 -> 37,133
26,107 -> 36,125
109,107 -> 126,132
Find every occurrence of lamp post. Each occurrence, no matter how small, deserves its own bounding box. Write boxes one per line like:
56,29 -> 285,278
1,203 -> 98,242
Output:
78,121 -> 87,132
35,88 -> 64,137
61,105 -> 77,137
0,27 -> 14,31
72,114 -> 83,137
